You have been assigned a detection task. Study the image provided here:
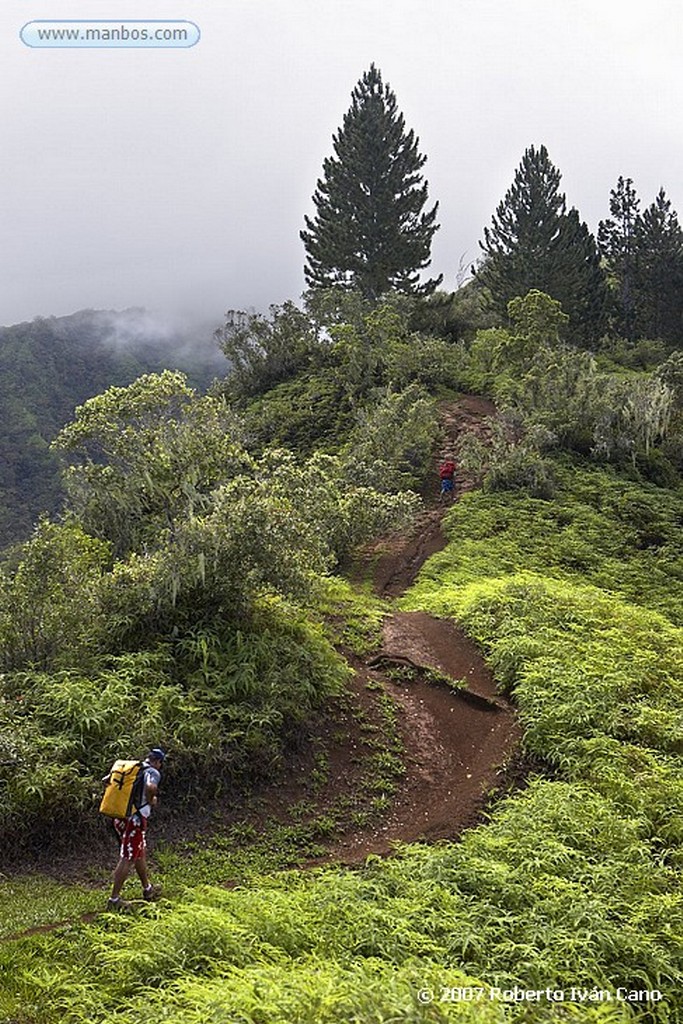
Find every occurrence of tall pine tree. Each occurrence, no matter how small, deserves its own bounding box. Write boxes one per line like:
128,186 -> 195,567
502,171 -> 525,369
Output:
476,144 -> 605,344
635,188 -> 683,344
301,65 -> 441,300
598,176 -> 641,342
558,209 -> 607,345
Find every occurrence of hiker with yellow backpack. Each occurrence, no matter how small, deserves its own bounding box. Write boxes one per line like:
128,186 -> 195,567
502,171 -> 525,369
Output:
100,747 -> 165,910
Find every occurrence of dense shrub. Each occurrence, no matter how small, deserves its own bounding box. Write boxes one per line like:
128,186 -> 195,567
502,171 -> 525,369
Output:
456,293 -> 680,470
242,368 -> 354,454
384,333 -> 470,391
457,415 -> 558,498
0,596 -> 348,851
216,301 -> 327,400
0,518 -> 109,672
342,384 -> 440,491
602,336 -> 672,370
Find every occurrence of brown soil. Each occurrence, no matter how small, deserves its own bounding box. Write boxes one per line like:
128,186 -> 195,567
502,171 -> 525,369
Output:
372,394 -> 496,597
324,393 -> 518,860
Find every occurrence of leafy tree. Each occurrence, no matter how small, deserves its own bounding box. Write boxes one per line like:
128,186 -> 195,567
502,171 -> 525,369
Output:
254,449 -> 419,565
476,145 -> 605,343
408,280 -> 498,343
49,368 -> 421,643
300,64 -> 441,300
506,289 -> 569,351
634,188 -> 683,344
51,371 -> 250,557
216,302 -> 325,401
598,176 -> 641,341
496,340 -> 674,466
479,291 -> 611,453
469,290 -> 570,384
328,299 -> 414,403
654,351 -> 683,475
240,370 -> 353,455
0,519 -> 109,671
96,466 -> 337,643
0,310 -> 225,550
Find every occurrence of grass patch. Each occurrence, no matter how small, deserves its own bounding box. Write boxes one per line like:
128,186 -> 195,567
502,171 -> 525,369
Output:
315,575 -> 388,653
0,876 -> 103,941
410,462 -> 683,625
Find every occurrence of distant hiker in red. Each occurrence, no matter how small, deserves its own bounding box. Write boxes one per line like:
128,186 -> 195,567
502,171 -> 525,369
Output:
439,458 -> 456,499
105,747 -> 165,910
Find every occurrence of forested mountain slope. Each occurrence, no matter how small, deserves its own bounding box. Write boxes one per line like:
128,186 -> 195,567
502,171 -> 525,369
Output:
0,308 -> 224,548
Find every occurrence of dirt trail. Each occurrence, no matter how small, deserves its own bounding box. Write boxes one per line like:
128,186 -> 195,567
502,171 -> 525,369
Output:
372,395 -> 496,597
326,394 -> 520,861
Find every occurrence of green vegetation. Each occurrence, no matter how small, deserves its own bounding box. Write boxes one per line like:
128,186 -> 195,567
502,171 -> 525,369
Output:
315,575 -> 388,653
3,441 -> 682,1021
599,180 -> 683,345
301,64 -> 441,298
216,293 -> 447,459
0,594 -> 349,847
476,144 -> 606,344
0,877 -> 102,942
3,111 -> 683,1020
0,365 -> 425,852
455,290 -> 680,495
0,309 -> 223,549
473,151 -> 683,355
409,465 -> 683,624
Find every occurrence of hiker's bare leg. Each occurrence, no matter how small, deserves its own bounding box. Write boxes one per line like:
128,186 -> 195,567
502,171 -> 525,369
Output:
111,857 -> 132,898
134,856 -> 151,890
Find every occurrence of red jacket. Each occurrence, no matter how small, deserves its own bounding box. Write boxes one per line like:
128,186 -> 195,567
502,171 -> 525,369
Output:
439,461 -> 456,480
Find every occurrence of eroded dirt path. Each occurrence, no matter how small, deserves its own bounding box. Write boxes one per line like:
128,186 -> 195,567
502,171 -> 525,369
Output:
327,394 -> 520,861
373,394 -> 496,597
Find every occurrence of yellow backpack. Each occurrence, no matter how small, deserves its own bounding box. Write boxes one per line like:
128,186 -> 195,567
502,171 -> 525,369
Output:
99,760 -> 146,819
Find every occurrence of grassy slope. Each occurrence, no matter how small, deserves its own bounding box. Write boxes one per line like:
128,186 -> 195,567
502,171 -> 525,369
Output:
1,466 -> 682,1023
412,462 -> 683,625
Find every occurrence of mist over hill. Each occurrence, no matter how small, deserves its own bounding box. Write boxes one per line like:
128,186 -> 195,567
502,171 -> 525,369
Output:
0,307 -> 227,549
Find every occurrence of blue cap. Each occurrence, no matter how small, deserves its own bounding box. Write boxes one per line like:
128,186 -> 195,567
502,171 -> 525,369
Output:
148,748 -> 166,762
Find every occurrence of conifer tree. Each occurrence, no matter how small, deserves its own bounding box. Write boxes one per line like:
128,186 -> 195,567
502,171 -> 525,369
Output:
476,145 -> 605,343
301,65 -> 441,300
635,188 -> 683,344
558,209 -> 607,346
598,177 -> 641,341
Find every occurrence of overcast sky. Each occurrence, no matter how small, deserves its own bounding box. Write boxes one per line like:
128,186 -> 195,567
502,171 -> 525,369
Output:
1,0 -> 682,328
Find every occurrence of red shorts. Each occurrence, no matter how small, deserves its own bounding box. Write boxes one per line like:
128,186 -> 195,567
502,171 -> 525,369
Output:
114,816 -> 148,860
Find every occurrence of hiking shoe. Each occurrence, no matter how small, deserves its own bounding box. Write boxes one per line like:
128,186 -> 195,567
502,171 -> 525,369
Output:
106,896 -> 131,912
142,884 -> 162,901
